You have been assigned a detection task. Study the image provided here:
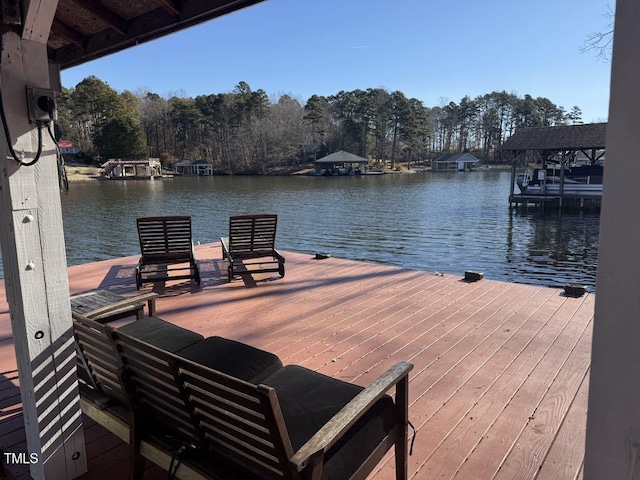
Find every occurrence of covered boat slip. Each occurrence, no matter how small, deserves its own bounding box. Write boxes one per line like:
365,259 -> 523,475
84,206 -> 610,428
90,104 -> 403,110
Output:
501,123 -> 607,210
1,245 -> 593,479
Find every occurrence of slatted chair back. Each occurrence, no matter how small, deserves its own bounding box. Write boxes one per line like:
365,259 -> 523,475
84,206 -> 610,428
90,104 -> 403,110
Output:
228,214 -> 278,259
72,313 -> 129,406
136,216 -> 201,289
113,330 -> 200,445
137,216 -> 194,263
174,356 -> 296,479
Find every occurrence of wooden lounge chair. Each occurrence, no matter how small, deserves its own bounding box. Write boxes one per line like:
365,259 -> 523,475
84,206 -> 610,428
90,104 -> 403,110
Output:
220,214 -> 285,282
135,216 -> 201,289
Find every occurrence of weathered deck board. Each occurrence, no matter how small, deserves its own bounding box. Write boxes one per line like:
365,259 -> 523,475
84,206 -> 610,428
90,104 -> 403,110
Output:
381,290 -> 572,478
450,298 -> 593,480
535,373 -> 590,480
0,244 -> 595,480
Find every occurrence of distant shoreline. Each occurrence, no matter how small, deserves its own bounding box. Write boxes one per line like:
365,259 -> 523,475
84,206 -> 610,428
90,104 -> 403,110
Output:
64,163 -> 512,182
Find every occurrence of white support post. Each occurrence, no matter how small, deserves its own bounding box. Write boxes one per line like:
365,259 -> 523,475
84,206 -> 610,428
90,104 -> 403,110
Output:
584,0 -> 640,478
0,2 -> 87,478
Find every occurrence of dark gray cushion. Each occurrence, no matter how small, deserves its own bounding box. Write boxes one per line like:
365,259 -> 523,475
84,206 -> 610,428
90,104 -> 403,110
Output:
262,365 -> 396,480
176,336 -> 282,384
118,316 -> 203,352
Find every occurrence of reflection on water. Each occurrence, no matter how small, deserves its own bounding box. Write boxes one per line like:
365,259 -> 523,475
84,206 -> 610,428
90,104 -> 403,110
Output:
0,171 -> 600,289
505,210 -> 599,288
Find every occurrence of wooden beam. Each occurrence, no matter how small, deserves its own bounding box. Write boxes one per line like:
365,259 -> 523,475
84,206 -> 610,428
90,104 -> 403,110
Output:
22,0 -> 57,43
579,149 -> 594,162
51,19 -> 86,49
156,0 -> 181,16
51,0 -> 265,69
0,3 -> 87,478
584,0 -> 640,478
70,0 -> 128,36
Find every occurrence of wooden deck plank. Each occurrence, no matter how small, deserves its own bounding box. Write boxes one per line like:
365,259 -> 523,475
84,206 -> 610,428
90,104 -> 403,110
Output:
0,245 -> 594,480
227,269 -> 437,354
256,275 -> 447,360
370,287 -> 565,477
491,316 -> 592,479
342,282 -> 534,387
450,301 -> 593,480
397,293 -> 588,478
298,275 -> 499,364
318,281 -> 526,380
283,273 -> 468,368
535,372 -> 590,480
405,287 -> 565,417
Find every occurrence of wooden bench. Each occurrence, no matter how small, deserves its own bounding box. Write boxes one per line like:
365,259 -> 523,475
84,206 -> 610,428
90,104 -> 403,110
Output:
221,214 -> 285,282
73,311 -> 282,478
74,314 -> 413,479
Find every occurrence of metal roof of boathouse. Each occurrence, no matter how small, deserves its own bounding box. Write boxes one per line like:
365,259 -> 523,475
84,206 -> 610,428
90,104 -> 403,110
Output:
315,150 -> 370,164
434,153 -> 480,164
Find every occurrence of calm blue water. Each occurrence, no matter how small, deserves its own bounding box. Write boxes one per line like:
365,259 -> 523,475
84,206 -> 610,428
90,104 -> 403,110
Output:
1,171 -> 601,289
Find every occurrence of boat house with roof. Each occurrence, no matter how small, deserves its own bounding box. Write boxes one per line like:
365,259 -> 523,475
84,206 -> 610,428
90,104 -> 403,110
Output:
173,159 -> 214,176
433,152 -> 480,171
101,158 -> 162,179
500,123 -> 607,209
314,150 -> 369,175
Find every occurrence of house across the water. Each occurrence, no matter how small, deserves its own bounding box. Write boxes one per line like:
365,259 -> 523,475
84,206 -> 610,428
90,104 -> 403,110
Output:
101,158 -> 162,179
433,153 -> 480,171
58,140 -> 81,155
173,159 -> 214,176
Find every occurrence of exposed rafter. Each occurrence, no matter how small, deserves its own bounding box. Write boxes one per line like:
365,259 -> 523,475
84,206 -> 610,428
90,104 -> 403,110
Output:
51,19 -> 85,48
49,0 -> 265,69
156,0 -> 181,16
71,0 -> 127,36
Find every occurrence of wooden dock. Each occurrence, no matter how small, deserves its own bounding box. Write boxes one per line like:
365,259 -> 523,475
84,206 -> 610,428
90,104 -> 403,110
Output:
0,244 -> 594,479
509,193 -> 601,210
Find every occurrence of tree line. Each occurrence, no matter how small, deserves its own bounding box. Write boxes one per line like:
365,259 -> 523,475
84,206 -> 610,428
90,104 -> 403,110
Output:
57,76 -> 584,173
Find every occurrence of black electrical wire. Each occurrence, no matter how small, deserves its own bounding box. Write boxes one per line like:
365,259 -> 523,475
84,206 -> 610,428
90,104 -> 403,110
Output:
12,123 -> 44,167
0,27 -> 46,167
0,87 -> 45,166
48,123 -> 69,193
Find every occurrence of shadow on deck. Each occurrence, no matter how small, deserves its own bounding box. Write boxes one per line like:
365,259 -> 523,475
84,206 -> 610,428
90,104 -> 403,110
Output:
1,244 -> 593,479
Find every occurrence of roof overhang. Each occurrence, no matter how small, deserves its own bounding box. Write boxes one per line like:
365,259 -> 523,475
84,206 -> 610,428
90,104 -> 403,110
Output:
499,123 -> 607,152
315,151 -> 369,164
48,0 -> 265,70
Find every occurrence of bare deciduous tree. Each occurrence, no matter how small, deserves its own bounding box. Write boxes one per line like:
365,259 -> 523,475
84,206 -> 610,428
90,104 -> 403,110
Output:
581,3 -> 614,61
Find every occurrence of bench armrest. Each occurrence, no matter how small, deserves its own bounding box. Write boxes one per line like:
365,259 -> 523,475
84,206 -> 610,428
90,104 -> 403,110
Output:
83,292 -> 158,320
221,236 -> 231,260
289,361 -> 413,472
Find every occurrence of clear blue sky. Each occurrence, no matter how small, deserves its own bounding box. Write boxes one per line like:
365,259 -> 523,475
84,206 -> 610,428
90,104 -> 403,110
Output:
60,0 -> 613,123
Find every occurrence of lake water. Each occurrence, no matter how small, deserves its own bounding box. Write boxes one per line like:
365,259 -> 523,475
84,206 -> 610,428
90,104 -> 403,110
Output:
2,171 -> 601,289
